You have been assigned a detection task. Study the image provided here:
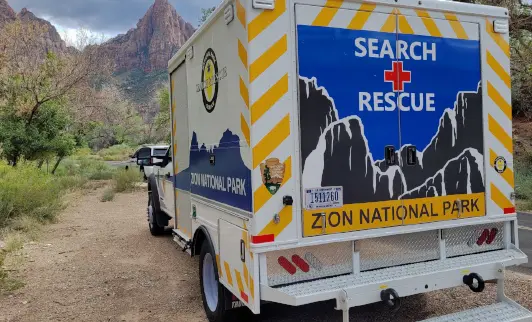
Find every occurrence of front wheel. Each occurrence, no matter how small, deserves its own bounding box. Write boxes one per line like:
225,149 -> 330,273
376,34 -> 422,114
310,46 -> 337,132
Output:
147,192 -> 164,236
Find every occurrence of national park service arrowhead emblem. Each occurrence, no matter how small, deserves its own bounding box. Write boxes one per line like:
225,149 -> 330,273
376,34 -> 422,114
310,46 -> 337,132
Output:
260,158 -> 285,195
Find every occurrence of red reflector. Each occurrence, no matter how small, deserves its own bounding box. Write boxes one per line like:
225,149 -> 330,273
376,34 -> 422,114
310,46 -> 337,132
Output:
291,255 -> 310,273
477,229 -> 489,246
504,207 -> 516,214
240,291 -> 248,303
251,234 -> 274,244
486,228 -> 498,245
278,256 -> 297,275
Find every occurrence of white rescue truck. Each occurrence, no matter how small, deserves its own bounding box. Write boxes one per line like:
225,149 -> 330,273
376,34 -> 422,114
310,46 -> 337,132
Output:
141,0 -> 532,321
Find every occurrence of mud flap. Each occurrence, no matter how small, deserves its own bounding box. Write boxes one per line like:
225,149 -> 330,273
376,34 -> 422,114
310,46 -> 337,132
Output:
224,287 -> 245,310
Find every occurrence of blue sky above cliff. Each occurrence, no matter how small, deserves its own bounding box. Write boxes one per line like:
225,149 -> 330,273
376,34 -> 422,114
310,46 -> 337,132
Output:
8,0 -> 220,41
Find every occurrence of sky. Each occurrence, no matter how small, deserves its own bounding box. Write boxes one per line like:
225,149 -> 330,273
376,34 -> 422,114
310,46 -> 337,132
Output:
8,0 -> 221,42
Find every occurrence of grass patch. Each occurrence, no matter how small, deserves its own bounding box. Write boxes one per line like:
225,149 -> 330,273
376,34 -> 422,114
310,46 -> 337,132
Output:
515,159 -> 532,211
4,233 -> 24,253
113,168 -> 142,193
98,144 -> 135,162
100,188 -> 116,202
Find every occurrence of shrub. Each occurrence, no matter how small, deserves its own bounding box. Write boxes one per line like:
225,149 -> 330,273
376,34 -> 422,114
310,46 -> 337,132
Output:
100,188 -> 116,202
97,144 -> 135,162
0,163 -> 64,228
54,156 -> 116,181
113,168 -> 142,193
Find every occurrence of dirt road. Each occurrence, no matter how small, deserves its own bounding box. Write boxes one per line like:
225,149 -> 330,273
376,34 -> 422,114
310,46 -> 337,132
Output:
1,188 -> 531,322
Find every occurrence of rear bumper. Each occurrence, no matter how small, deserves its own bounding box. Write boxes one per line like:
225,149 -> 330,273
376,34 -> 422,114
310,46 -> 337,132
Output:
260,248 -> 528,308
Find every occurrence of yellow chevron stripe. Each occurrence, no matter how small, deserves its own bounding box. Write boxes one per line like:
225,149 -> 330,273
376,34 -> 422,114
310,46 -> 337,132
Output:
347,3 -> 375,30
259,206 -> 293,238
254,157 -> 292,212
312,0 -> 344,26
240,77 -> 249,108
488,114 -> 513,154
243,264 -> 249,288
238,39 -> 248,70
415,10 -> 442,37
236,0 -> 246,28
235,270 -> 245,294
487,81 -> 511,120
172,121 -> 177,136
251,74 -> 288,124
248,0 -> 286,42
486,51 -> 511,88
491,183 -> 513,210
444,13 -> 468,39
216,254 -> 223,278
490,149 -> 514,188
249,35 -> 287,83
224,262 -> 233,286
253,114 -> 290,169
241,114 -> 250,146
486,19 -> 510,58
381,11 -> 396,33
172,100 -> 176,113
397,10 -> 414,34
250,277 -> 255,299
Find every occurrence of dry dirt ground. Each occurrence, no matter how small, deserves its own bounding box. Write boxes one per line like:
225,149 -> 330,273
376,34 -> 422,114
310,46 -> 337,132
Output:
1,187 -> 532,322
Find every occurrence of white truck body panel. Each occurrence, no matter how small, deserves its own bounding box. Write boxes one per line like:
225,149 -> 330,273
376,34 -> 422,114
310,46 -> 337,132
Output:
161,0 -> 529,320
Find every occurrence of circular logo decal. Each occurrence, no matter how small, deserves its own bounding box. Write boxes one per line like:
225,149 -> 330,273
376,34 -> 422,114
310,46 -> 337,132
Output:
201,49 -> 219,113
494,156 -> 507,174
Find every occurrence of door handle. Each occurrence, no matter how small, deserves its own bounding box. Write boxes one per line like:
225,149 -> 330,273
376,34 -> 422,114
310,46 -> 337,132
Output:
406,146 -> 417,166
385,146 -> 396,166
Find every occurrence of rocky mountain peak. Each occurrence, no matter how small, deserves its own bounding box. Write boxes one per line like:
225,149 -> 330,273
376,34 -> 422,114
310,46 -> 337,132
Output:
0,0 -> 16,26
101,0 -> 195,72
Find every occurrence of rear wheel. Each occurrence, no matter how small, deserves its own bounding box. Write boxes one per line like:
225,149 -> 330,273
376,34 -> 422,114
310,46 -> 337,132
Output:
147,191 -> 164,236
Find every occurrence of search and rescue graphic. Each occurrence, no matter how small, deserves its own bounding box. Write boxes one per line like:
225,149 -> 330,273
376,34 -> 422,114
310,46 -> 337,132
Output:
298,25 -> 485,235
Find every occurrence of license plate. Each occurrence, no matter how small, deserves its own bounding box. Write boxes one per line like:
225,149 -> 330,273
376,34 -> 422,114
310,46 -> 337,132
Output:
305,187 -> 343,210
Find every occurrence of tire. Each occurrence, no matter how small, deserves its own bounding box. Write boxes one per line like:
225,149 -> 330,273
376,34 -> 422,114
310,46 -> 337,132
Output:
199,242 -> 231,322
147,191 -> 164,236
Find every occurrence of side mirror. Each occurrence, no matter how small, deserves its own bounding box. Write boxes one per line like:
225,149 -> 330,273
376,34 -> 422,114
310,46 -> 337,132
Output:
136,157 -> 150,166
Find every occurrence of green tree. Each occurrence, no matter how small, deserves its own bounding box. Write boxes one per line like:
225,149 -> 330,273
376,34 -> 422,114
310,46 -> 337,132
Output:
199,7 -> 216,26
154,87 -> 171,143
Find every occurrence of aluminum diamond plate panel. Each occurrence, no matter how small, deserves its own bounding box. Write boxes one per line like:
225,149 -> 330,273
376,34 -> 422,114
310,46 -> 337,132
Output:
356,230 -> 440,271
419,302 -> 532,322
276,249 -> 524,298
445,223 -> 504,258
266,242 -> 352,286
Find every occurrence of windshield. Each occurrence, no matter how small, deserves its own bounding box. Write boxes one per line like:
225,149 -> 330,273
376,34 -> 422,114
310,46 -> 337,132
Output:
153,148 -> 168,157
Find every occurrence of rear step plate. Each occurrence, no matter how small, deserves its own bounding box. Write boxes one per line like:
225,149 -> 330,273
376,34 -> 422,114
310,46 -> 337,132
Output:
419,301 -> 532,322
261,249 -> 527,308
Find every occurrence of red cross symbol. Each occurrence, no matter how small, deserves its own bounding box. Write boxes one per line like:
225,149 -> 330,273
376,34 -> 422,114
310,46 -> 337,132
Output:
384,61 -> 411,92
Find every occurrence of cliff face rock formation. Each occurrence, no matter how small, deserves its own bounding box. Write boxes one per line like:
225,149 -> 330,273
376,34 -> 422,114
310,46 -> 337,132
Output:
0,0 -> 67,54
100,0 -> 195,72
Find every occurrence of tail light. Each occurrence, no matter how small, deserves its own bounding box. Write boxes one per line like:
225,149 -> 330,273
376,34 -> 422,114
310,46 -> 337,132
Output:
291,255 -> 310,272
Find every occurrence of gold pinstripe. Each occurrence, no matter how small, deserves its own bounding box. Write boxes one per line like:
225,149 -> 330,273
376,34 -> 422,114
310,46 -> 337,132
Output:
444,13 -> 468,39
238,39 -> 248,70
415,10 -> 442,37
249,35 -> 287,83
487,81 -> 511,120
491,183 -> 513,210
248,0 -> 286,42
486,51 -> 511,88
312,0 -> 344,26
347,3 -> 376,30
236,0 -> 246,28
252,114 -> 290,169
251,74 -> 288,124
488,115 -> 513,154
486,19 -> 510,58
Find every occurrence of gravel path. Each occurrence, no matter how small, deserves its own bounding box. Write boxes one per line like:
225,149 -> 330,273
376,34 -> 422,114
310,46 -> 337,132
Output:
0,188 -> 531,322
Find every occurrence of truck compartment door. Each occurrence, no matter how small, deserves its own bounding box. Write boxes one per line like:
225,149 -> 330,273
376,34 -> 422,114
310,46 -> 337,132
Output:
296,4 -> 402,237
395,12 -> 486,224
171,61 -> 193,239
